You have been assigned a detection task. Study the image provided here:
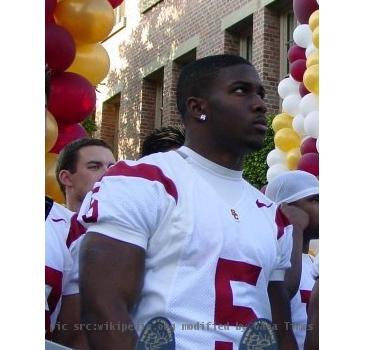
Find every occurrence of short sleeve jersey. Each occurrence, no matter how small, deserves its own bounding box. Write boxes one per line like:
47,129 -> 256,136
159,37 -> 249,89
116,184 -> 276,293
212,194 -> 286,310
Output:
78,150 -> 293,350
45,202 -> 86,339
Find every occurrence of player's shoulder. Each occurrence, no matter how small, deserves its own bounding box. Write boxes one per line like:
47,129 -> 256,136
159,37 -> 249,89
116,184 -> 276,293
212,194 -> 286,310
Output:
47,202 -> 74,222
243,179 -> 278,212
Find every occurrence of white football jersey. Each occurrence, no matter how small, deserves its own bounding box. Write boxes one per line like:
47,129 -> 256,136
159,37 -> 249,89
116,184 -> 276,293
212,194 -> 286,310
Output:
79,150 -> 293,350
45,202 -> 86,339
290,254 -> 315,350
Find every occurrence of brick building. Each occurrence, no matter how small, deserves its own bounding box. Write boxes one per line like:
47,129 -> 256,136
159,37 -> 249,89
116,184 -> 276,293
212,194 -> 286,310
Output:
95,0 -> 296,160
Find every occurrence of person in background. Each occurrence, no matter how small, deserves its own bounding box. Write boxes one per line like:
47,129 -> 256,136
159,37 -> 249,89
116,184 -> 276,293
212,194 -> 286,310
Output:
265,170 -> 319,350
140,125 -> 185,157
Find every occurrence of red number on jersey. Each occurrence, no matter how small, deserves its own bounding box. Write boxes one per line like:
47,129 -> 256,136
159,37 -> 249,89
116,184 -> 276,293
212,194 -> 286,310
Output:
214,258 -> 262,349
82,187 -> 100,223
300,290 -> 312,313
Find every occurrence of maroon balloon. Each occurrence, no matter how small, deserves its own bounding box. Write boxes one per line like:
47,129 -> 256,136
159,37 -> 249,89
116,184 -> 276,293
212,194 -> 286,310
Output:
50,123 -> 88,154
108,0 -> 124,9
45,0 -> 57,23
300,137 -> 318,155
293,0 -> 319,24
287,45 -> 306,63
48,72 -> 96,125
290,59 -> 307,82
46,23 -> 76,71
299,82 -> 310,97
297,153 -> 319,177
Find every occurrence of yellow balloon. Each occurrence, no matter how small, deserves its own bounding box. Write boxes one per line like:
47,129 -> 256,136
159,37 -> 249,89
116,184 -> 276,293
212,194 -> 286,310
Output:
286,148 -> 301,170
312,26 -> 319,49
46,153 -> 65,204
309,10 -> 319,32
67,43 -> 110,86
55,0 -> 114,44
272,113 -> 293,133
274,128 -> 301,152
306,50 -> 319,68
45,110 -> 58,153
303,64 -> 319,95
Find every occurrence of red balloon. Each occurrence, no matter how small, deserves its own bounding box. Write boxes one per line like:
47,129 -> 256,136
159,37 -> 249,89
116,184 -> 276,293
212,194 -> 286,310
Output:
293,0 -> 319,24
46,23 -> 76,71
48,72 -> 96,125
287,45 -> 306,63
300,137 -> 318,155
299,82 -> 310,97
108,0 -> 124,9
50,123 -> 88,154
45,0 -> 57,23
290,59 -> 307,82
297,153 -> 319,177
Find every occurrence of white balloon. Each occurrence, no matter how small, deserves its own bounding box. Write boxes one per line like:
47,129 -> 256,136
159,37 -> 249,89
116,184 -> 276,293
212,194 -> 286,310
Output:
282,94 -> 301,116
278,77 -> 300,99
267,164 -> 289,182
267,148 -> 286,167
304,111 -> 319,138
306,44 -> 317,58
293,24 -> 313,48
299,93 -> 319,117
316,138 -> 319,152
292,114 -> 306,135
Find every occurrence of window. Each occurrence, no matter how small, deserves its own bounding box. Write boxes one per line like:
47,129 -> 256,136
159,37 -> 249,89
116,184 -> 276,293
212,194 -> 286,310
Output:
101,93 -> 121,158
280,11 -> 297,78
114,2 -> 126,26
141,68 -> 164,139
239,33 -> 253,62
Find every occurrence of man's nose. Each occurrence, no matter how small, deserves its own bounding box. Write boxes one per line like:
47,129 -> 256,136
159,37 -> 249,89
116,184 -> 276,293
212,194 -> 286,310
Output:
251,95 -> 267,114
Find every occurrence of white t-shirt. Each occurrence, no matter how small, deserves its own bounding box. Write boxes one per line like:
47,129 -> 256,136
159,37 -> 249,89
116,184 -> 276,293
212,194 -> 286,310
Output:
79,148 -> 293,350
45,202 -> 86,339
290,254 -> 315,350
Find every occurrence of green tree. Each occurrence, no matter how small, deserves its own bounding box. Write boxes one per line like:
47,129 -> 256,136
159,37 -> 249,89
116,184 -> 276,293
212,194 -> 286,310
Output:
82,116 -> 97,136
243,114 -> 275,189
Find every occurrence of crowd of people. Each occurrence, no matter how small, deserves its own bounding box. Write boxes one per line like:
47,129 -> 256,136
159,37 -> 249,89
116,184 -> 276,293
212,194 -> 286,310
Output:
45,54 -> 319,350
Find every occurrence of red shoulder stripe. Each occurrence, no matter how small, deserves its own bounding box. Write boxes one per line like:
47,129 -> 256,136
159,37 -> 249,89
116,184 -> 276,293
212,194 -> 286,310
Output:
66,213 -> 87,248
103,161 -> 178,202
275,207 -> 290,239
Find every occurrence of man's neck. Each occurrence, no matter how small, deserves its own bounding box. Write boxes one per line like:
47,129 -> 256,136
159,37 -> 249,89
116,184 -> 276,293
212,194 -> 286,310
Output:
65,198 -> 80,213
184,141 -> 246,171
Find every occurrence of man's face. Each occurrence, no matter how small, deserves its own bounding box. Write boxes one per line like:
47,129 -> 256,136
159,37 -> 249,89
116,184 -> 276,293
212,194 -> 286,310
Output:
204,64 -> 267,155
294,194 -> 319,239
71,145 -> 116,202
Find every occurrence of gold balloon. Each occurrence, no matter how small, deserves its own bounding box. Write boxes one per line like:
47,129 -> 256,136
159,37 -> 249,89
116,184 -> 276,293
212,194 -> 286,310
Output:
55,0 -> 115,44
286,148 -> 301,170
272,113 -> 293,133
274,128 -> 301,152
306,50 -> 319,68
309,10 -> 319,32
67,43 -> 110,86
45,110 -> 58,153
312,26 -> 319,49
303,64 -> 319,95
46,153 -> 65,204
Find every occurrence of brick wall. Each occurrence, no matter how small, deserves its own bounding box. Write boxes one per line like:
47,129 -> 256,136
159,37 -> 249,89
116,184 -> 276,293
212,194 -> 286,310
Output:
100,0 -> 291,159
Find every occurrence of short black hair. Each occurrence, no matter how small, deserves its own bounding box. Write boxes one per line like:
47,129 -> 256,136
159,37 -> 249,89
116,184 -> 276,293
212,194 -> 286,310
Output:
56,138 -> 113,195
141,126 -> 185,157
176,54 -> 252,117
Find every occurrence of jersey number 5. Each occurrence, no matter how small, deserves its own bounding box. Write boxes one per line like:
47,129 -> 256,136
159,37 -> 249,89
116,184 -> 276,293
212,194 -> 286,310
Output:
214,258 -> 261,350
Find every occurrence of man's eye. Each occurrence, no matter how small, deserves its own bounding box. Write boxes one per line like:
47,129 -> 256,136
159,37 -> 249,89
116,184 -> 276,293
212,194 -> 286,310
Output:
234,87 -> 247,94
88,165 -> 99,170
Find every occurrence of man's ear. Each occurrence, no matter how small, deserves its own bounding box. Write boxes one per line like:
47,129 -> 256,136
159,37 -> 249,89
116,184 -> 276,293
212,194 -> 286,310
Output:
186,96 -> 208,122
58,169 -> 73,188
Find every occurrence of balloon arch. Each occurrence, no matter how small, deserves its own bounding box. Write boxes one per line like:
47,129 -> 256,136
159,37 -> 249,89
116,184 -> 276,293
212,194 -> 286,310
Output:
266,0 -> 319,183
45,0 -> 124,203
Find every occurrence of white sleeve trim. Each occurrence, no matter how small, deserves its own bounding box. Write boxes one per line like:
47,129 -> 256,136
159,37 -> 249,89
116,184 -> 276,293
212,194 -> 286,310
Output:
87,222 -> 148,250
269,269 -> 285,281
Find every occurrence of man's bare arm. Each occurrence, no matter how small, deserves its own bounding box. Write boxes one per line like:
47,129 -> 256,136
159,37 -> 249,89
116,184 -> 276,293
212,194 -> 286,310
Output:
268,281 -> 298,350
79,232 -> 145,350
